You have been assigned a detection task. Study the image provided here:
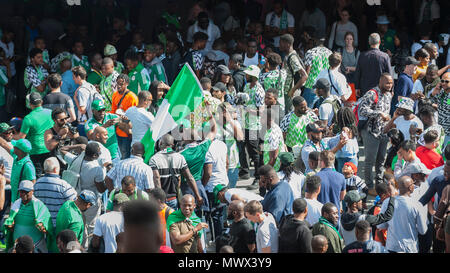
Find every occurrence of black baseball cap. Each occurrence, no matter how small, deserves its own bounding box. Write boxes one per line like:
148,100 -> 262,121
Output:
403,56 -> 420,66
306,123 -> 324,133
313,78 -> 331,90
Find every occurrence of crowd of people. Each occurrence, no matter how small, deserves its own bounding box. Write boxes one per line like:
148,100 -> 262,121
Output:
0,0 -> 449,254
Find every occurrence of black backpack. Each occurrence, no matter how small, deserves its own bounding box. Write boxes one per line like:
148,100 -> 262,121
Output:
215,233 -> 234,253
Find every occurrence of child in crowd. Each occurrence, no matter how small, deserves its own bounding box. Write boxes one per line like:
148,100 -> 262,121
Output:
342,162 -> 368,210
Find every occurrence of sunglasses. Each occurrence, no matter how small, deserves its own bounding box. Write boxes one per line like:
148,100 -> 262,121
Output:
441,80 -> 450,84
57,117 -> 69,121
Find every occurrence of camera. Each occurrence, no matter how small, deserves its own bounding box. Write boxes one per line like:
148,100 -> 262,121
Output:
63,123 -> 78,135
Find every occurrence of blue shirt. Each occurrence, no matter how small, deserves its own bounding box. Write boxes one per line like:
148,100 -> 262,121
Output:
317,168 -> 346,213
419,175 -> 450,206
261,181 -> 294,224
61,70 -> 79,99
391,73 -> 413,114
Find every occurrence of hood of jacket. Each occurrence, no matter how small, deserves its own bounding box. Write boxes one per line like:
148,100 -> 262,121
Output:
341,212 -> 362,231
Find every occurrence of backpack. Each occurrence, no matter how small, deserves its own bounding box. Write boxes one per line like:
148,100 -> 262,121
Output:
321,96 -> 342,126
286,52 -> 305,86
353,88 -> 379,127
215,233 -> 234,253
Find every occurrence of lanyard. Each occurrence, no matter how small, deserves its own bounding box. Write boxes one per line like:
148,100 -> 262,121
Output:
309,140 -> 325,152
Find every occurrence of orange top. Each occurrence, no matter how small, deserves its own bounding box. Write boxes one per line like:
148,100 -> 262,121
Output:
110,90 -> 138,137
373,206 -> 387,246
158,205 -> 174,246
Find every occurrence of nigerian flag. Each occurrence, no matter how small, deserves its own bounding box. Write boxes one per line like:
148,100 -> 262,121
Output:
142,63 -> 204,163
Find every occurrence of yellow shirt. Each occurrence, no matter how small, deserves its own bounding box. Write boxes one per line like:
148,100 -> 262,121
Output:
413,64 -> 427,82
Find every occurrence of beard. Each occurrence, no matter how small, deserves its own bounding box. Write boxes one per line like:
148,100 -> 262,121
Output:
311,135 -> 321,143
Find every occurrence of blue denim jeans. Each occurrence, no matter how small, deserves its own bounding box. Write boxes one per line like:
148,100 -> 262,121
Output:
227,168 -> 239,188
302,88 -> 319,108
117,136 -> 132,159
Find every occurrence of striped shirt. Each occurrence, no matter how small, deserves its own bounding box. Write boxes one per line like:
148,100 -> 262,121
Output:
33,174 -> 77,227
345,175 -> 367,194
106,155 -> 154,190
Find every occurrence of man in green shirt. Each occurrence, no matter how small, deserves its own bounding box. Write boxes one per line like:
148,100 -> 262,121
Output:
55,190 -> 97,250
85,99 -> 128,160
179,110 -> 217,214
18,92 -> 54,177
0,138 -> 36,203
86,53 -> 104,87
100,57 -> 119,111
125,50 -> 150,95
71,41 -> 90,73
106,176 -> 149,211
143,44 -> 167,83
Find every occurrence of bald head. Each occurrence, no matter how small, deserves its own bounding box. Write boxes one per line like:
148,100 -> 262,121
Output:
398,176 -> 414,195
159,134 -> 174,149
131,142 -> 144,156
94,126 -> 107,136
229,200 -> 245,213
311,235 -> 328,253
94,126 -> 108,144
181,194 -> 195,205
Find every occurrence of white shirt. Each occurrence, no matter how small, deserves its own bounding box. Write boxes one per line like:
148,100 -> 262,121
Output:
224,188 -> 263,204
393,116 -> 424,141
277,171 -> 305,200
0,142 -> 13,180
88,140 -> 112,167
187,21 -> 221,51
125,106 -> 154,145
319,95 -> 340,126
265,11 -> 295,47
93,211 -> 124,253
377,196 -> 428,253
0,40 -> 16,76
243,53 -> 260,67
315,69 -> 352,100
204,139 -> 229,192
256,212 -> 279,253
305,198 -> 323,226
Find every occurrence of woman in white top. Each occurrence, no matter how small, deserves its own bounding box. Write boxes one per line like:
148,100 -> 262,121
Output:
328,7 -> 358,51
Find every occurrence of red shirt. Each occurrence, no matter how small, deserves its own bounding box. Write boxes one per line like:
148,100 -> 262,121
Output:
415,145 -> 444,170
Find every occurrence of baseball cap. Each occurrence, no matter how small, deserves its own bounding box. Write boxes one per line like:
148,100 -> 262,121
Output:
343,162 -> 357,174
230,54 -> 243,65
213,184 -> 227,205
313,78 -> 331,90
216,64 -> 231,75
212,82 -> 227,92
407,162 -> 432,176
279,152 -> 295,165
306,123 -> 324,134
344,190 -> 366,205
104,44 -> 117,56
91,100 -> 106,111
18,180 -> 34,192
11,139 -> 33,154
403,56 -> 420,66
113,193 -> 130,205
0,123 -> 13,134
9,117 -> 23,130
79,190 -> 98,206
27,92 -> 42,105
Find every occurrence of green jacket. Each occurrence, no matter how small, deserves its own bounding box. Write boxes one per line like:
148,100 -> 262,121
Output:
311,217 -> 344,253
1,197 -> 55,252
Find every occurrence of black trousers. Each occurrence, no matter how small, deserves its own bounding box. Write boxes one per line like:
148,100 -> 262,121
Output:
239,129 -> 262,179
30,152 -> 51,178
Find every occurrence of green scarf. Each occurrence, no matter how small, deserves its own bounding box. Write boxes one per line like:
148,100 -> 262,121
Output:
2,197 -> 55,252
318,216 -> 342,240
166,209 -> 203,237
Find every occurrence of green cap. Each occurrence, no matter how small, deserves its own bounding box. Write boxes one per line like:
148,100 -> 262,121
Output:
113,193 -> 130,205
11,139 -> 33,154
0,123 -> 13,134
279,152 -> 295,165
213,184 -> 227,205
91,99 -> 106,111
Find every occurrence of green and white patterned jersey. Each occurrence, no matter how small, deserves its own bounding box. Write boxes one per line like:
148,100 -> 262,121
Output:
243,82 -> 265,131
50,51 -> 71,73
71,55 -> 91,73
263,124 -> 286,171
216,121 -> 241,169
259,69 -> 287,109
114,61 -> 125,74
304,46 -> 332,89
100,71 -> 119,111
280,110 -> 318,148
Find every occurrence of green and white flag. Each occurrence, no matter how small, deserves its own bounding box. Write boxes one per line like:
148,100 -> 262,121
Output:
141,63 -> 204,163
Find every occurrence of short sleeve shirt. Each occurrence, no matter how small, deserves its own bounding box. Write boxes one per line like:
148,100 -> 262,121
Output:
128,63 -> 150,95
111,90 -> 138,137
10,154 -> 36,203
243,82 -> 265,130
263,124 -> 286,171
56,200 -> 84,244
180,140 -> 212,182
259,69 -> 287,107
283,51 -> 305,93
304,46 -> 332,89
85,113 -> 120,159
100,71 -> 119,111
280,110 -> 318,148
21,106 -> 54,155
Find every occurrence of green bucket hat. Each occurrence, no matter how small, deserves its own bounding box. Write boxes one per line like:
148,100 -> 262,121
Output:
278,152 -> 295,165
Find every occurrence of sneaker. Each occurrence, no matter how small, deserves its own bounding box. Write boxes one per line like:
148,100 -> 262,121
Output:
239,173 -> 250,180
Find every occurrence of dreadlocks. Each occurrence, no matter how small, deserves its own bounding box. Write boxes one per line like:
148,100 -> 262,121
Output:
279,162 -> 301,182
336,107 -> 358,137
